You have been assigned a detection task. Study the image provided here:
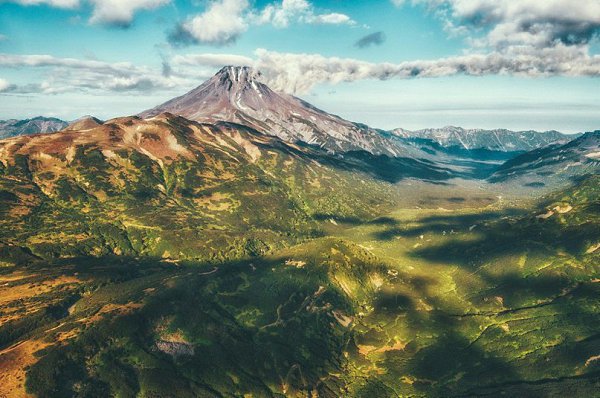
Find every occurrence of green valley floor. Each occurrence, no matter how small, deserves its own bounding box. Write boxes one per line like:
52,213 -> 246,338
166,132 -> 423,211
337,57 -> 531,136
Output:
1,177 -> 599,397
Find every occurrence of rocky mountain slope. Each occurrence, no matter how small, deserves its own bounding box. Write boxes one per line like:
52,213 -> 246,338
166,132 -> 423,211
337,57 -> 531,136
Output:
393,126 -> 575,152
489,130 -> 600,187
0,116 -> 68,139
140,66 -> 421,158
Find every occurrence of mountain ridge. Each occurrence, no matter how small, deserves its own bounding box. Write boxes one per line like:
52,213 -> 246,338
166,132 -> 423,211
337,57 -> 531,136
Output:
0,116 -> 68,139
489,130 -> 600,186
392,126 -> 577,152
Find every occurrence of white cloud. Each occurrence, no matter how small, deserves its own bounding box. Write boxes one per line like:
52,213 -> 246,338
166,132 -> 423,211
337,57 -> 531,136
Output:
170,0 -> 249,46
381,0 -> 600,98
173,47 -> 600,94
0,78 -> 11,92
6,0 -> 79,8
394,0 -> 600,50
0,53 -> 191,94
255,0 -> 310,28
0,34 -> 8,41
254,0 -> 355,27
171,0 -> 355,46
7,0 -> 170,26
256,47 -> 600,93
308,13 -> 354,25
89,0 -> 171,26
3,45 -> 599,97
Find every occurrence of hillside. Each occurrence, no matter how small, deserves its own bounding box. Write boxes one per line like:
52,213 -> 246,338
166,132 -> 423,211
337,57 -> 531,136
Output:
489,131 -> 600,187
65,116 -> 103,131
1,112 -> 454,263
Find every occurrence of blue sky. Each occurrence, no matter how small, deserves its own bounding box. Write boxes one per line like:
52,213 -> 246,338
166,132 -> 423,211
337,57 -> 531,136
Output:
0,0 -> 599,133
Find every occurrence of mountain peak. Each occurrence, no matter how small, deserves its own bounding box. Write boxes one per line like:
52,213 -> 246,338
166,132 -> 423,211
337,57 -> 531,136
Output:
215,65 -> 259,85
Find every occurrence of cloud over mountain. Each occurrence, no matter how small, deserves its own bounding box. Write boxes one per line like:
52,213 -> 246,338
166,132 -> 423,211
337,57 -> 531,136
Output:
173,46 -> 600,94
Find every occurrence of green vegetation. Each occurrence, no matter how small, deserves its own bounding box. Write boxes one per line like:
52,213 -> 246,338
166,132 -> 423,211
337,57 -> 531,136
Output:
0,118 -> 598,397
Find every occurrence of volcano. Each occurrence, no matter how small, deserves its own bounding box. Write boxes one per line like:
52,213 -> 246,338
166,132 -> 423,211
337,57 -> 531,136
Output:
140,66 -> 410,157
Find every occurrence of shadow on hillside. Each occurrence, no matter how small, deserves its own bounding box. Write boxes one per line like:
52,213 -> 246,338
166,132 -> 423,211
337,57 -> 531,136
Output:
313,213 -> 400,226
410,214 -> 600,267
20,253 -> 359,397
254,137 -> 459,183
369,253 -> 600,396
5,244 -> 599,397
371,209 -> 527,241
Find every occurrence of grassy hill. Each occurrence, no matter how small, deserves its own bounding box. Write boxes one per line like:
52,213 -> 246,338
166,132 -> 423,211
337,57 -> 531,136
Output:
0,114 -> 423,263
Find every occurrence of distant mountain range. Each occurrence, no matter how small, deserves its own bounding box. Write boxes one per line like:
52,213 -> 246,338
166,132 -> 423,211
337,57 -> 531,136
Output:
0,69 -> 578,163
392,126 -> 576,153
0,116 -> 68,139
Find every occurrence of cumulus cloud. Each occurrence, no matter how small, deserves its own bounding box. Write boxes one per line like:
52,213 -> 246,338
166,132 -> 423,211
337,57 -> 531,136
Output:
309,13 -> 353,25
393,0 -> 600,49
5,0 -> 79,8
0,53 -> 191,94
88,0 -> 171,27
7,0 -> 171,26
379,0 -> 600,95
258,47 -> 600,93
355,31 -> 386,48
254,0 -> 310,28
254,0 -> 355,27
4,43 -> 599,98
169,0 -> 249,46
171,0 -> 355,47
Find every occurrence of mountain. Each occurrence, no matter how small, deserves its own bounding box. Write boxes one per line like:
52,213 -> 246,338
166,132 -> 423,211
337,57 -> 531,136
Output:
140,66 -> 416,157
392,126 -> 576,153
1,112 -> 446,261
0,116 -> 68,139
65,115 -> 103,131
489,130 -> 600,187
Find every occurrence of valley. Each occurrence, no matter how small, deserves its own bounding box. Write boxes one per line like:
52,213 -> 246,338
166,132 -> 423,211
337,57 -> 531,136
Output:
0,175 -> 598,397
